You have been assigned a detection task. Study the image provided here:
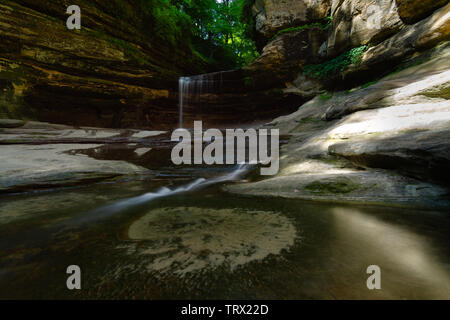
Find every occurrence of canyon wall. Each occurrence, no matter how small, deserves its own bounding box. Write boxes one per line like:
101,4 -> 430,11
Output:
0,0 -> 208,129
226,0 -> 450,207
1,0 -> 449,133
0,0 -> 311,129
244,0 -> 449,92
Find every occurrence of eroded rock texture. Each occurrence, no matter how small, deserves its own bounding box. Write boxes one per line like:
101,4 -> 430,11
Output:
327,0 -> 404,57
245,26 -> 328,89
246,0 -> 449,95
1,0 -> 450,206
227,43 -> 450,208
395,0 -> 449,24
0,0 -> 204,129
252,0 -> 331,41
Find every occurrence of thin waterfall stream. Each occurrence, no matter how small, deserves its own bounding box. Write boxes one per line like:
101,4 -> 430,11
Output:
178,72 -> 225,128
68,69 -> 249,223
65,71 -> 238,223
1,0 -> 449,301
1,87 -> 449,300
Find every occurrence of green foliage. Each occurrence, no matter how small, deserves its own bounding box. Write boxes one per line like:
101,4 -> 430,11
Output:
361,80 -> 377,89
241,0 -> 258,44
96,0 -> 193,47
320,91 -> 333,100
305,180 -> 360,194
323,16 -> 333,29
92,0 -> 259,69
213,0 -> 260,66
90,30 -> 144,61
150,0 -> 192,46
303,46 -> 368,79
384,59 -> 426,78
152,0 -> 259,68
243,76 -> 254,87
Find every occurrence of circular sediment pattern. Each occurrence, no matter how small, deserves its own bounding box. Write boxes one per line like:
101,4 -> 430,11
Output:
124,207 -> 297,277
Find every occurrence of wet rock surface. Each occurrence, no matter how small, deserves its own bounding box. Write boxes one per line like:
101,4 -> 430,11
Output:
0,119 -> 25,128
226,45 -> 450,208
0,143 -> 151,193
0,0 -> 449,301
0,120 -> 167,192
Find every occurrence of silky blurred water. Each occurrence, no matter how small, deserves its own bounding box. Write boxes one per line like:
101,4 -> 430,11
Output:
0,175 -> 449,299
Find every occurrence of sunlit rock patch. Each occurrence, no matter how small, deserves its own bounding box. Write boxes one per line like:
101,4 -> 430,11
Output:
120,207 -> 297,277
227,43 -> 450,208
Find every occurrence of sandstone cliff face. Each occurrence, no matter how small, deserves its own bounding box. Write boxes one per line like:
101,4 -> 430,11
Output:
252,0 -> 331,41
247,0 -> 449,91
227,43 -> 450,208
396,0 -> 450,23
234,0 -> 450,207
327,0 -> 404,57
0,0 -> 206,129
245,26 -> 327,89
0,0 -> 449,206
342,4 -> 450,87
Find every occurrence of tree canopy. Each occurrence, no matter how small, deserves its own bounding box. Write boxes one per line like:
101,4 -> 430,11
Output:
139,0 -> 259,69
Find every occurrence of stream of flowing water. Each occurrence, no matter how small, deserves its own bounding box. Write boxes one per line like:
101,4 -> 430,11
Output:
0,81 -> 449,299
0,133 -> 449,300
178,72 -> 224,128
67,164 -> 249,226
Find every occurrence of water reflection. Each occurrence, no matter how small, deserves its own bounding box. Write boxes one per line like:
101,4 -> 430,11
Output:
119,207 -> 296,277
0,186 -> 448,300
329,208 -> 450,299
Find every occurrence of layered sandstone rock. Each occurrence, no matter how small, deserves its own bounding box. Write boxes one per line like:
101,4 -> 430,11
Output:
226,44 -> 450,208
251,0 -> 331,41
247,0 -> 450,93
327,0 -> 404,57
395,0 -> 449,24
0,0 -> 205,129
0,120 -> 164,192
341,4 -> 450,86
245,26 -> 327,89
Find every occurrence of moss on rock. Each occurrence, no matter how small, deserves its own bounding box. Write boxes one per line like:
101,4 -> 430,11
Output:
304,179 -> 361,194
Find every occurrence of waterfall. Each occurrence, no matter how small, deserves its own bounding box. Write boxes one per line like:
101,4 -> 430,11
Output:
179,75 -> 205,129
178,72 -> 229,128
178,77 -> 187,128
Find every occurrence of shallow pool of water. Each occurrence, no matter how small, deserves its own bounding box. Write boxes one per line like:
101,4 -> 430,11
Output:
0,176 -> 449,299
